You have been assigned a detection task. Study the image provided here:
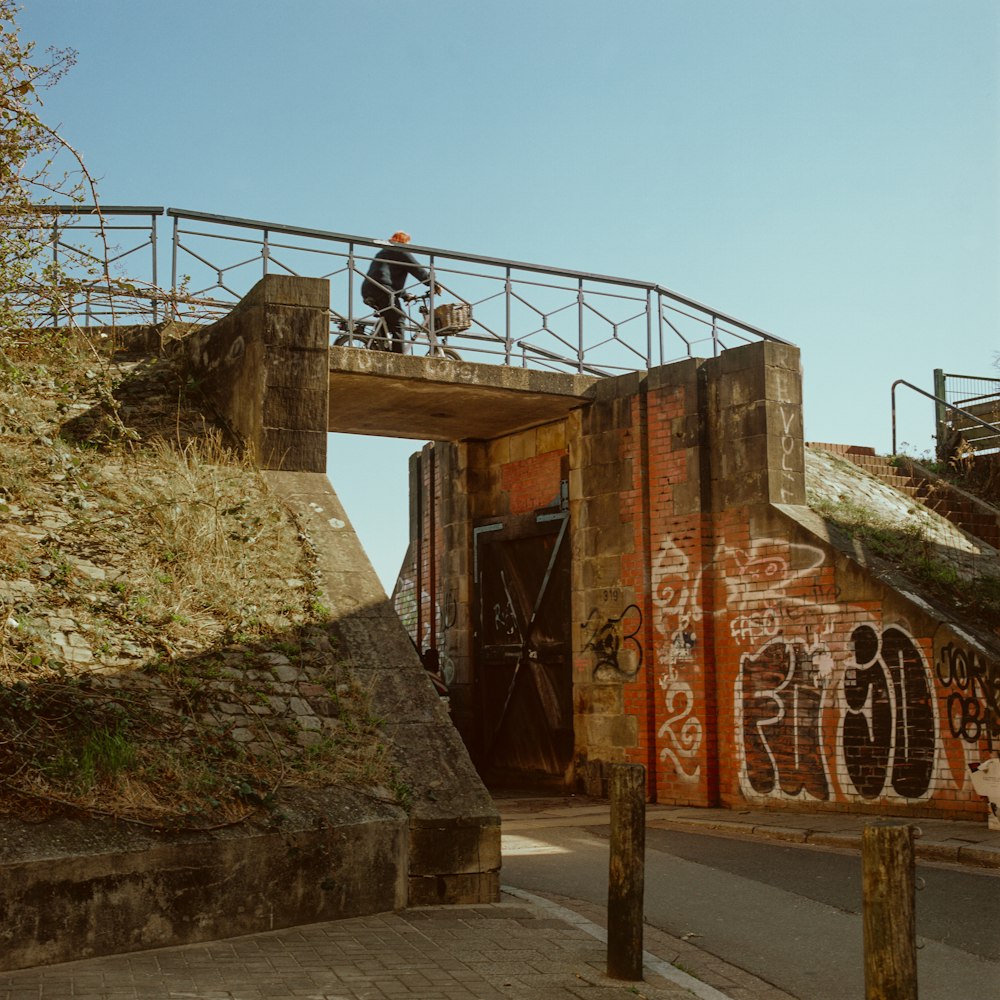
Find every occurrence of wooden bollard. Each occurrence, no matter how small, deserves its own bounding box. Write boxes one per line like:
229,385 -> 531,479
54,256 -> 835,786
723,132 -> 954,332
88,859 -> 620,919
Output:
862,824 -> 918,1000
607,763 -> 645,981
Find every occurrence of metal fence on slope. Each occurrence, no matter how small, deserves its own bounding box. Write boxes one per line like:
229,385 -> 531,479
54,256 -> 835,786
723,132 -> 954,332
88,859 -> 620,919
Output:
933,369 -> 1000,455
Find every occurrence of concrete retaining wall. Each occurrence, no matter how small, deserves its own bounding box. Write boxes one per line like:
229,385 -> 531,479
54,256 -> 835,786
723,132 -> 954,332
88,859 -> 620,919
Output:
266,471 -> 500,906
175,275 -> 500,906
0,789 -> 405,972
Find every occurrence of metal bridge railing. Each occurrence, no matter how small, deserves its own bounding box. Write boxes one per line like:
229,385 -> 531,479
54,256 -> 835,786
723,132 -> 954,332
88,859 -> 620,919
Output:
26,205 -> 790,375
18,205 -> 164,327
166,207 -> 790,375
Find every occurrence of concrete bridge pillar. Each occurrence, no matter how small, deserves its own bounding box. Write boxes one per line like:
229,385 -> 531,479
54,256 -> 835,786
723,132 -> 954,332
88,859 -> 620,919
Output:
169,274 -> 330,472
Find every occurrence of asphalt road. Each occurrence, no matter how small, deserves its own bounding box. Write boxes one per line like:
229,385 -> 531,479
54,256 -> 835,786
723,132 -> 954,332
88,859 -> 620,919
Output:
501,821 -> 1000,1000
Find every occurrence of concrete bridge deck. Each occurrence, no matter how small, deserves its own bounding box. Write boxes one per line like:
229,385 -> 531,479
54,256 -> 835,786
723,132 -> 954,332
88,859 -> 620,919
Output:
328,346 -> 599,441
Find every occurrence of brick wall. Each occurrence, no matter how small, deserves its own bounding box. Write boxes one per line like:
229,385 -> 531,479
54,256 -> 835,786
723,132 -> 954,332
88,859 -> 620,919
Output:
395,341 -> 999,822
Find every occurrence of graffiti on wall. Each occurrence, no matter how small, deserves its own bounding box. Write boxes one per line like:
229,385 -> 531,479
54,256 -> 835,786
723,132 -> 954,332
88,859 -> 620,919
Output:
692,528 -> 946,805
582,602 -> 642,682
718,540 -> 840,644
738,622 -> 938,803
841,624 -> 936,800
493,591 -> 519,640
653,534 -> 844,786
394,575 -> 417,636
434,589 -> 459,686
936,641 -> 999,746
729,608 -> 780,648
657,668 -> 702,783
652,538 -> 703,783
778,404 -> 800,503
739,638 -> 834,800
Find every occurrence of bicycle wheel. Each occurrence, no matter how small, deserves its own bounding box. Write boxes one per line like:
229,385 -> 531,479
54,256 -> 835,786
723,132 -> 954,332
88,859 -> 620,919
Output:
334,333 -> 372,349
423,338 -> 461,360
334,324 -> 393,352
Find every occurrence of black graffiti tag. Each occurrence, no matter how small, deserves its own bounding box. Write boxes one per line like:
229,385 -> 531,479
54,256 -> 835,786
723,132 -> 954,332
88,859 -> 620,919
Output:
843,625 -> 935,800
740,640 -> 830,800
936,643 -> 999,744
582,604 -> 643,681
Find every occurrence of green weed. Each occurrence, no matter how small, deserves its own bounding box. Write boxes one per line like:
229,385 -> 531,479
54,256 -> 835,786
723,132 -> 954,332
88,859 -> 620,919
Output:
813,497 -> 1000,628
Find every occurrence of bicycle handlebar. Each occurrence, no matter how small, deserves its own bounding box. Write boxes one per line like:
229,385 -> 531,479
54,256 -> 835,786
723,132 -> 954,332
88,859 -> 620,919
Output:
402,287 -> 441,303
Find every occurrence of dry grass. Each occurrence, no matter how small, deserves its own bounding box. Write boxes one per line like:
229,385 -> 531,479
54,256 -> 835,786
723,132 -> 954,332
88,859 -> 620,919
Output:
0,323 -> 399,828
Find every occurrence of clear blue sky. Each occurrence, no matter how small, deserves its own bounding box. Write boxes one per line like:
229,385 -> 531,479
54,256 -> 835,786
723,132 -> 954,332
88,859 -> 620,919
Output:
21,0 -> 999,589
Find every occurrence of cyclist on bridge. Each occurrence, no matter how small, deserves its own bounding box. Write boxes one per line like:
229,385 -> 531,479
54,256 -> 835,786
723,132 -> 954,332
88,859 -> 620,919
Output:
361,231 -> 441,354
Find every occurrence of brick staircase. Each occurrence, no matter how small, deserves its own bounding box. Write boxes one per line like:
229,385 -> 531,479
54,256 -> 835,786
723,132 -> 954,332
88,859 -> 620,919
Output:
807,442 -> 1000,550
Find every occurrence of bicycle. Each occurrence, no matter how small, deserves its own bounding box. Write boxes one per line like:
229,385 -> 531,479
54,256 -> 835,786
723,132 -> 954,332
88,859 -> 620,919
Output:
333,289 -> 469,360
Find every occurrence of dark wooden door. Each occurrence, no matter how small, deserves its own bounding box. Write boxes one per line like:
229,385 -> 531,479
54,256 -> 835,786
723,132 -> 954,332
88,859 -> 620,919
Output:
473,511 -> 572,788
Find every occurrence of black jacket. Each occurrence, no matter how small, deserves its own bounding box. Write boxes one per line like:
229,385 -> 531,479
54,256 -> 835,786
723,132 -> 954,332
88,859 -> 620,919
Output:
362,246 -> 431,301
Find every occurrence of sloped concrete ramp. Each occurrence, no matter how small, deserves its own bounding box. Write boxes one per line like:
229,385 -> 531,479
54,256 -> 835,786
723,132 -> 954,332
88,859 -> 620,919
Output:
265,470 -> 501,905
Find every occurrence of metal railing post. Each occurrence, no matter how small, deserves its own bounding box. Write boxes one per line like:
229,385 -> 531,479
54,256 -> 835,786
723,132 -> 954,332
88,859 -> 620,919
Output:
262,228 -> 270,277
150,211 -> 159,323
645,290 -> 652,369
171,214 -> 179,318
428,256 -> 436,338
892,382 -> 900,455
657,291 -> 665,363
504,267 -> 513,365
347,242 -> 355,335
50,215 -> 60,329
577,277 -> 585,373
933,368 -> 947,460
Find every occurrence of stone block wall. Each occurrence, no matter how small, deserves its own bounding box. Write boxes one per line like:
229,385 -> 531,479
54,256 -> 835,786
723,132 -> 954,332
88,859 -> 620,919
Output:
169,274 -> 330,472
0,791 -> 407,972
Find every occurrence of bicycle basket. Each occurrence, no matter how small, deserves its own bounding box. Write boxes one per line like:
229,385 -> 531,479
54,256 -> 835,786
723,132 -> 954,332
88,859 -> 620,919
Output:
432,302 -> 472,332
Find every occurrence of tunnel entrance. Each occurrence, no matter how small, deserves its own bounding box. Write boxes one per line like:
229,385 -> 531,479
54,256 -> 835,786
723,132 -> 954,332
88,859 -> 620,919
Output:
473,509 -> 573,791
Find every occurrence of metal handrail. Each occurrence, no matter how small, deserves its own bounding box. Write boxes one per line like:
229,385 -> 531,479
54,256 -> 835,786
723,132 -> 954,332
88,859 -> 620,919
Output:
38,204 -> 166,216
167,208 -> 792,373
891,379 -> 1000,455
166,207 -> 789,347
19,205 -> 163,326
27,204 -> 791,374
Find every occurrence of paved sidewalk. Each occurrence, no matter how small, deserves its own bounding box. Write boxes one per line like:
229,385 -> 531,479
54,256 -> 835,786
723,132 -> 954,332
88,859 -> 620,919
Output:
0,890 -> 770,1000
652,804 -> 1000,869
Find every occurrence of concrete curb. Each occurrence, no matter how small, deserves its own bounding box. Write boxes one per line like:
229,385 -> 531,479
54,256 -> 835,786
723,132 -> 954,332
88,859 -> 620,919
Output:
503,885 -> 736,1000
646,815 -> 1000,870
